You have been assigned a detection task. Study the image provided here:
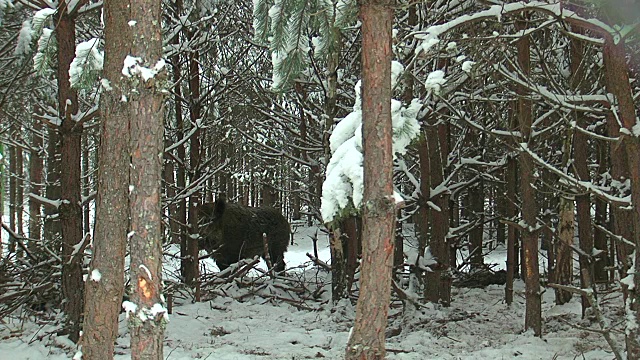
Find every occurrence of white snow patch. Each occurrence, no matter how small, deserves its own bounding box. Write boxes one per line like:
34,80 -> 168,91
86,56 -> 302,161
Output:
122,56 -> 166,81
425,70 -> 446,94
462,60 -> 476,73
90,269 -> 102,282
122,300 -> 137,317
14,20 -> 33,56
100,78 -> 112,91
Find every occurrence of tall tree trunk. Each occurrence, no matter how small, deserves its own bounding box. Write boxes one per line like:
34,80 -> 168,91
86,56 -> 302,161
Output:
569,18 -> 594,313
16,145 -> 24,243
29,118 -> 44,252
81,0 -> 131,356
127,0 -> 167,356
394,210 -> 403,277
82,132 -> 90,236
424,117 -> 451,306
345,215 -> 361,294
496,179 -> 506,247
505,154 -> 517,306
469,179 -> 484,271
345,1 -> 395,358
324,24 -> 349,302
0,143 -> 3,249
169,12 -> 189,281
594,143 -> 609,283
5,148 -> 17,251
554,128 -> 574,305
574,124 -> 593,312
163,138 -> 175,242
43,127 -> 61,253
330,226 -> 347,301
403,4 -> 426,293
554,195 -> 574,305
185,45 -> 201,290
416,136 -> 430,292
9,144 -> 16,253
602,35 -> 640,360
516,17 -> 541,336
56,4 -> 84,342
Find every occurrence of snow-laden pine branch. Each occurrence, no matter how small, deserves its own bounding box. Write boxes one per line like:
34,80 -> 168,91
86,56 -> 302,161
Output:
69,38 -> 103,89
321,61 -> 422,223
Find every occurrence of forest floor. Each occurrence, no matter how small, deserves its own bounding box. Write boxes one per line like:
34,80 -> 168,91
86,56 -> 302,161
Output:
0,223 -> 623,359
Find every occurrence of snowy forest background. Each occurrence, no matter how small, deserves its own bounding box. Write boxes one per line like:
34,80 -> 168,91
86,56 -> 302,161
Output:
1,0 -> 640,359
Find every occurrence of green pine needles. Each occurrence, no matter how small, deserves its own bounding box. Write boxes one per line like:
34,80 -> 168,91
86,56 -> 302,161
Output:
253,0 -> 357,92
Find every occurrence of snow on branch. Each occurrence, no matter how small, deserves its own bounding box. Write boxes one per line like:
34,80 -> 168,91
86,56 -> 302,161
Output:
69,38 -> 103,89
28,193 -> 62,209
546,283 -> 625,360
519,143 -> 631,206
412,0 -> 621,56
321,62 -> 422,223
497,65 -> 611,114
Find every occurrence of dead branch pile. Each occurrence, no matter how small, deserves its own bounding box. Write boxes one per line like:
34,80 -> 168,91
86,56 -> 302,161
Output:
0,252 -> 61,320
198,257 -> 330,311
453,269 -> 507,288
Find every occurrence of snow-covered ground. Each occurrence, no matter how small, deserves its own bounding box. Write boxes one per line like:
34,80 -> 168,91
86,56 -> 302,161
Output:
0,222 -> 621,359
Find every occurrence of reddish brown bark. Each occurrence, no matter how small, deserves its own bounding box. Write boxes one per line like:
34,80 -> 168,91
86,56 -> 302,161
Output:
602,36 -> 640,360
345,1 -> 395,358
505,155 -> 517,306
344,216 -> 361,294
330,225 -> 347,301
516,18 -> 541,336
80,0 -> 131,357
55,3 -> 84,342
127,0 -> 166,357
594,143 -> 609,283
568,17 -> 595,313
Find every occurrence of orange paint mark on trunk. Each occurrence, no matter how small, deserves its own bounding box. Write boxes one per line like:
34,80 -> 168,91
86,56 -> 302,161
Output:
139,277 -> 152,299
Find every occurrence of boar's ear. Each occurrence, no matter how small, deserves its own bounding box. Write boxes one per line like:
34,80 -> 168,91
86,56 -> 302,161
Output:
213,195 -> 227,218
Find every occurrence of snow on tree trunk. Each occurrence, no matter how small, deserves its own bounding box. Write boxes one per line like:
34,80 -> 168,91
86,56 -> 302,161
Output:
126,0 -> 167,357
55,3 -> 84,343
345,1 -> 395,358
603,35 -> 640,360
323,30 -> 350,302
185,34 -> 201,289
80,0 -> 131,357
568,18 -> 595,314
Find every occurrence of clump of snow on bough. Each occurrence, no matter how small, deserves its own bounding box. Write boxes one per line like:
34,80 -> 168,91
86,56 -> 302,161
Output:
321,61 -> 422,222
122,56 -> 166,81
122,300 -> 170,323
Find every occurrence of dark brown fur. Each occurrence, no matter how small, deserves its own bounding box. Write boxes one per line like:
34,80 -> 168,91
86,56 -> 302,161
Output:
198,198 -> 290,272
